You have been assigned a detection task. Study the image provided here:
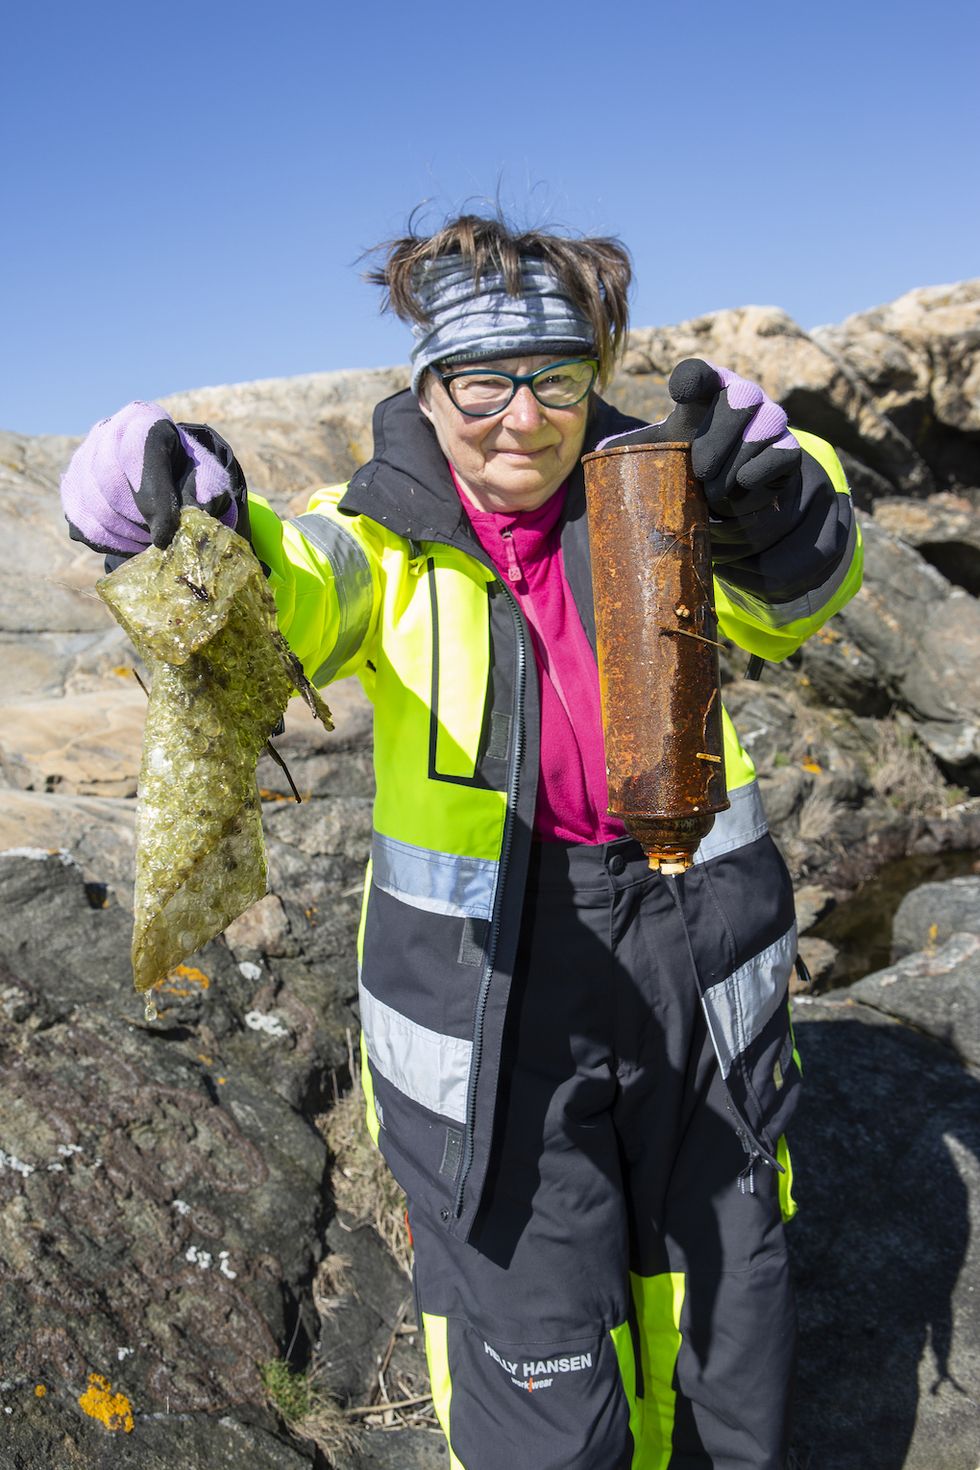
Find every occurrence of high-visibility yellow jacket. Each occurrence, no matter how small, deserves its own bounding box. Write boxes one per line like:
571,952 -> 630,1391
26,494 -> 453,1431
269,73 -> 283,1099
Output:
249,390 -> 862,1239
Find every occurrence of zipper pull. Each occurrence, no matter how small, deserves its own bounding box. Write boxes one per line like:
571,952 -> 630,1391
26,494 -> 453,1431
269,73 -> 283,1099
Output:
738,1153 -> 758,1195
500,528 -> 524,584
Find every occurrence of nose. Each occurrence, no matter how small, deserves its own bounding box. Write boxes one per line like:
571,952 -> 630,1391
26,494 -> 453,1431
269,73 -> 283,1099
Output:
504,385 -> 546,431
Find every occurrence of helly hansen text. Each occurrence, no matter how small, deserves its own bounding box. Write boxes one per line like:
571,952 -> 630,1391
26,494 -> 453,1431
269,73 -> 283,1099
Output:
483,1342 -> 592,1376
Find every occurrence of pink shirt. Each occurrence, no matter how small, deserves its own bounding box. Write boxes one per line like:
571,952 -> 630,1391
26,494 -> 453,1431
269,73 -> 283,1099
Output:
453,472 -> 626,845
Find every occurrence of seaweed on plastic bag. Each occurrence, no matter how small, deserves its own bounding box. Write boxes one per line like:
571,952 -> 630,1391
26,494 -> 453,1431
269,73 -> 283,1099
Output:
97,506 -> 333,995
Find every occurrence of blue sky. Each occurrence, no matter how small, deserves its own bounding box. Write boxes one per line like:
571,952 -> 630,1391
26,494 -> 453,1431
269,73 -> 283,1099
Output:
2,0 -> 977,435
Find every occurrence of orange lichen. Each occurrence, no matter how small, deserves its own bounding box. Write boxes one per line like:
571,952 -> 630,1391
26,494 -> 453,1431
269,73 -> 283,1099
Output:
158,964 -> 211,999
215,1076 -> 227,1085
172,964 -> 210,988
197,1053 -> 214,1065
801,759 -> 823,774
78,1373 -> 134,1433
34,1384 -> 46,1398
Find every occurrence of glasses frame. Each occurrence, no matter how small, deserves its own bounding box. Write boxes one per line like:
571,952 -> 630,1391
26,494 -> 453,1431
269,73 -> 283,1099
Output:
434,357 -> 599,418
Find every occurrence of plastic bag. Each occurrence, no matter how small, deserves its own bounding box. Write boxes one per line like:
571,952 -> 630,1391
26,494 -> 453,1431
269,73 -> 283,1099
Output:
98,507 -> 332,993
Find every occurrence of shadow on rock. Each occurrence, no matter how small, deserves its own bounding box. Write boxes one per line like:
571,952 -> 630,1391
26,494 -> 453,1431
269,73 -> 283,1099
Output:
788,999 -> 980,1469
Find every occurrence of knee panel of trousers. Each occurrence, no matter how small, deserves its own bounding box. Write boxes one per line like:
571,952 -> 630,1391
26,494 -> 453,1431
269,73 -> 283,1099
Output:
422,1311 -> 637,1470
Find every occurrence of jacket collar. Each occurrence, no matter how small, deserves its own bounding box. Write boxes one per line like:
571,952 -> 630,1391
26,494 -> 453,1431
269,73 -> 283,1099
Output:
339,389 -> 646,545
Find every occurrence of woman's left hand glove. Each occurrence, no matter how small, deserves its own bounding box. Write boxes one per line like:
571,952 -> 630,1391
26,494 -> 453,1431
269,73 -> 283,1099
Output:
601,358 -> 802,518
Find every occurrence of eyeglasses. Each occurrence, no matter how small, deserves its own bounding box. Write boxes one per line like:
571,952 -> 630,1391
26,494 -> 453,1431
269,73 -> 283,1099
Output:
434,358 -> 599,417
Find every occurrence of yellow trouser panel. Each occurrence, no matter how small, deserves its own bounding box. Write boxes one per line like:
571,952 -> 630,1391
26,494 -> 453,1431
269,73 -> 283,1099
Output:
609,1320 -> 645,1465
421,1312 -> 465,1470
356,861 -> 382,1145
358,1030 -> 381,1147
631,1270 -> 686,1468
777,1134 -> 797,1222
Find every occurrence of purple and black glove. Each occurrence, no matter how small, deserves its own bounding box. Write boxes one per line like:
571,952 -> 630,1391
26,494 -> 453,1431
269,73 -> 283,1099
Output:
599,357 -> 854,615
60,401 -> 247,557
601,358 -> 802,518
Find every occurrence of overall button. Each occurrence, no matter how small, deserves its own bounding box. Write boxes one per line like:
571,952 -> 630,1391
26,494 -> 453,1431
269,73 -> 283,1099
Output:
608,853 -> 626,876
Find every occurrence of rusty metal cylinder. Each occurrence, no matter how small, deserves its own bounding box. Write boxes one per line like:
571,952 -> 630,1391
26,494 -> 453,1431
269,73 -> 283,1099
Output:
582,441 -> 729,871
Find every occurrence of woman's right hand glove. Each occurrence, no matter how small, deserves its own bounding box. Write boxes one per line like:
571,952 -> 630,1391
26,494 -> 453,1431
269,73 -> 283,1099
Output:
60,400 -> 247,556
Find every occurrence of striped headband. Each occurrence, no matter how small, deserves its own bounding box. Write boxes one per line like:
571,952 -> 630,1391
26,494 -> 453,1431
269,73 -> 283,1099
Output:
409,255 -> 595,394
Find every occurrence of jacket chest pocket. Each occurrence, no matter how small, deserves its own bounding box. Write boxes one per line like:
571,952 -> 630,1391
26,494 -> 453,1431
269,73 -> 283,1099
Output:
427,560 -> 493,783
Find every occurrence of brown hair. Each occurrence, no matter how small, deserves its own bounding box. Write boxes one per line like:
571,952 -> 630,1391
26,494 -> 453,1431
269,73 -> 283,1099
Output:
365,212 -> 632,387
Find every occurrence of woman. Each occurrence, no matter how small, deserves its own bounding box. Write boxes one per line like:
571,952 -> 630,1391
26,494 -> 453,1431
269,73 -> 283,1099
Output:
61,213 -> 862,1469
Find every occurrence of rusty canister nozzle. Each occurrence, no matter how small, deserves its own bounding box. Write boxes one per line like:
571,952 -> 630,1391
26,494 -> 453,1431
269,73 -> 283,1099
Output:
582,441 -> 729,872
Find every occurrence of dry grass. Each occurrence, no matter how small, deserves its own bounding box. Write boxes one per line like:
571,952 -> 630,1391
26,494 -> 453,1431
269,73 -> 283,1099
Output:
319,1030 -> 414,1278
867,718 -> 961,816
293,1387 -> 362,1460
795,786 -> 846,844
311,1249 -> 352,1320
260,1359 -> 361,1460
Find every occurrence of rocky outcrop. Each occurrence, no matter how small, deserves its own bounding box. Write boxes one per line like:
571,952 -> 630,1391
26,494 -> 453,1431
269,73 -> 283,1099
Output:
0,688 -> 373,1461
613,306 -> 937,498
609,279 -> 980,503
872,490 -> 980,596
0,850 -> 335,1465
3,281 -> 980,1465
892,874 -> 980,958
789,934 -> 980,1468
814,281 -> 980,491
788,520 -> 980,788
789,874 -> 980,1467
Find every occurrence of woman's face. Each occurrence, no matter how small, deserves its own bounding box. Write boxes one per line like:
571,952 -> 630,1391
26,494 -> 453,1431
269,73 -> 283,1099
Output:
418,354 -> 590,514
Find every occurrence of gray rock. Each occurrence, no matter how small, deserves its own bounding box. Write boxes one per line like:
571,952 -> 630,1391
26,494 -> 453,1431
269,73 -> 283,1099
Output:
794,883 -> 837,933
344,1429 -> 449,1469
892,876 -> 980,957
0,791 -> 136,905
788,991 -> 980,1468
814,279 -> 980,490
873,491 -> 980,596
316,1218 -> 418,1405
0,852 -> 331,1457
796,935 -> 839,990
797,520 -> 980,788
617,306 -> 935,495
0,1407 -> 319,1469
848,930 -> 980,1068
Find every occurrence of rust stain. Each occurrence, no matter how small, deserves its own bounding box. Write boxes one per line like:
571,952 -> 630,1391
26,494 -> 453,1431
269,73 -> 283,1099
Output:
583,442 -> 729,868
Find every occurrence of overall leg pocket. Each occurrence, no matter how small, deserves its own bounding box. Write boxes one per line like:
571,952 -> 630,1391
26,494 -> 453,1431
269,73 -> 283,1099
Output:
422,1314 -> 637,1470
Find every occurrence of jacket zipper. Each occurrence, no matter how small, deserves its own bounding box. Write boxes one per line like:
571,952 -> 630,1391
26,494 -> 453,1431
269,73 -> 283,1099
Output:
452,572 -> 528,1220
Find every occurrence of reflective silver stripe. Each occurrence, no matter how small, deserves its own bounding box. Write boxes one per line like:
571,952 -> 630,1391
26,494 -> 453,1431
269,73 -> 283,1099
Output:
359,979 -> 471,1122
701,926 -> 797,1079
289,512 -> 373,683
372,831 -> 497,920
717,509 -> 858,630
694,780 -> 768,864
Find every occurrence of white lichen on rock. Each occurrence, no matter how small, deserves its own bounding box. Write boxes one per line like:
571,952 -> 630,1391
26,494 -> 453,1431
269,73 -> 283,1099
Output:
244,1009 -> 290,1039
0,1149 -> 35,1177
